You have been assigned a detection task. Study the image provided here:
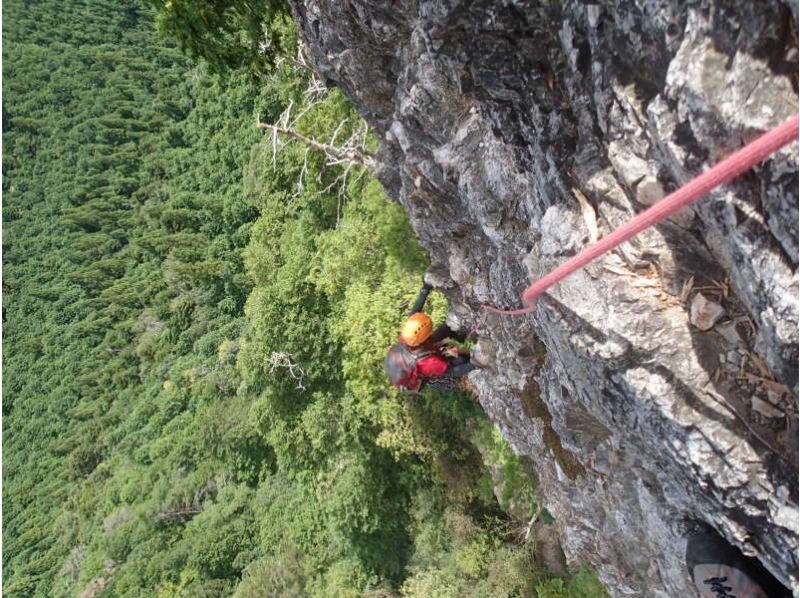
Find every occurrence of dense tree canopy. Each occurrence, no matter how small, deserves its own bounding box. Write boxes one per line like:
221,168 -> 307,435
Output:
145,0 -> 287,74
3,1 -> 606,596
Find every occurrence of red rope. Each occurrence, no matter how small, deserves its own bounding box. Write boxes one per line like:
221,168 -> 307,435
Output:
483,114 -> 799,316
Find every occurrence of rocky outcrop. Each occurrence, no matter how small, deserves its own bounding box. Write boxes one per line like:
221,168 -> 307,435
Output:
289,1 -> 798,595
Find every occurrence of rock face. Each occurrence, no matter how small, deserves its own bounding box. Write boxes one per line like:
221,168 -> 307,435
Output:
290,1 -> 798,595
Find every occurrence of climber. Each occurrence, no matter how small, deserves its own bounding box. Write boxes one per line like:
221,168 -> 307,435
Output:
384,280 -> 478,391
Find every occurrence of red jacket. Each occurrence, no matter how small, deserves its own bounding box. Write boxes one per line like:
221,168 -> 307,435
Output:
400,340 -> 449,390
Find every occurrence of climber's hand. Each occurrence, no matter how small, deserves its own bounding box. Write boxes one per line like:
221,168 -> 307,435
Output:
422,269 -> 437,288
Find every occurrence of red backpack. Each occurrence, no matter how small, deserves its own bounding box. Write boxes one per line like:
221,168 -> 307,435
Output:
384,343 -> 436,389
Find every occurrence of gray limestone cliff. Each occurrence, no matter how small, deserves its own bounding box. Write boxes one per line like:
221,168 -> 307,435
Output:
289,1 -> 799,595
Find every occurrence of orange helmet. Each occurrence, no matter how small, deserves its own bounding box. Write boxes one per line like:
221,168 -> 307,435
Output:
400,313 -> 433,347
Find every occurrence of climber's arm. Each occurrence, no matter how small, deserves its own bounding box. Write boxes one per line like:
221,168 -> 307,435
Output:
407,282 -> 433,316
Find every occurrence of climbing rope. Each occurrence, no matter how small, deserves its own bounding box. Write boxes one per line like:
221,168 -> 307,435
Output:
483,114 -> 799,315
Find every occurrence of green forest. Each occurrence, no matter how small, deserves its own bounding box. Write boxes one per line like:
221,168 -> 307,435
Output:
2,1 -> 606,596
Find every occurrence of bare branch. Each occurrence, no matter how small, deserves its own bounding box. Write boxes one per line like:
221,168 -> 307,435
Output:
256,119 -> 376,172
299,146 -> 310,191
256,69 -> 377,212
154,506 -> 203,523
329,119 -> 347,146
289,97 -> 325,129
267,351 -> 307,391
523,505 -> 542,542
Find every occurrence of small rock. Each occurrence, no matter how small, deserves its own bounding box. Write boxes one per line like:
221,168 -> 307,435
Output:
424,264 -> 455,289
608,140 -> 650,186
716,321 -> 742,345
766,390 -> 785,407
690,293 -> 726,331
473,338 -> 496,368
636,175 -> 665,205
751,396 -> 784,420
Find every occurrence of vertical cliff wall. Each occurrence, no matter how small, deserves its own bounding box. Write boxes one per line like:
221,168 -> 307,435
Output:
288,1 -> 799,595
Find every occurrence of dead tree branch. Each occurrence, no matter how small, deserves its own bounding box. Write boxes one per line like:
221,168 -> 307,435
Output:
256,69 -> 378,219
267,351 -> 307,391
256,119 -> 377,172
154,480 -> 217,523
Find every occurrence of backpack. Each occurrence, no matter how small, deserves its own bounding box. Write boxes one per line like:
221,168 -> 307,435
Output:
384,343 -> 436,389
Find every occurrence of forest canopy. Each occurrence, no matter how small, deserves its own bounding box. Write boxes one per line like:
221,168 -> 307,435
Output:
2,1 -> 606,596
145,0 -> 287,74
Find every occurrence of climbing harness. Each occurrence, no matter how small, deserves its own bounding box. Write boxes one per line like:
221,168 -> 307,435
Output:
483,115 -> 799,315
